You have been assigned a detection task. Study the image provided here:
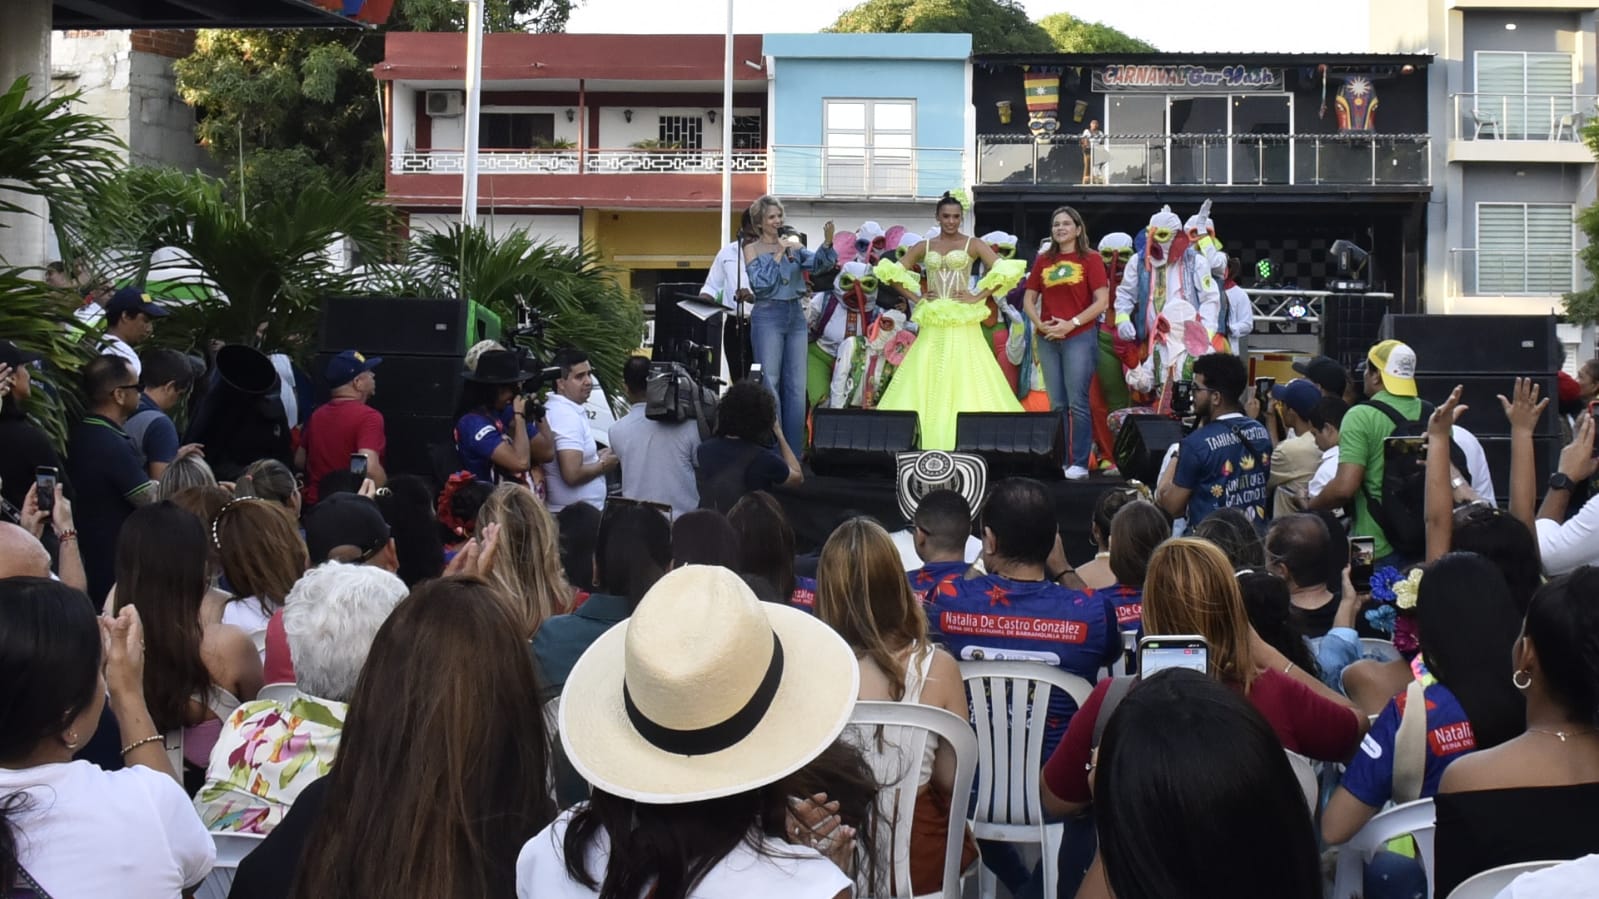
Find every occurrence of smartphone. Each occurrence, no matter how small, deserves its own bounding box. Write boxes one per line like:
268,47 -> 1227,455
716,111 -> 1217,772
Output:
34,466 -> 56,514
749,363 -> 765,386
1590,401 -> 1599,458
1171,380 -> 1194,414
349,453 -> 368,480
1138,635 -> 1209,677
1384,435 -> 1427,457
1255,376 -> 1276,399
1349,535 -> 1376,593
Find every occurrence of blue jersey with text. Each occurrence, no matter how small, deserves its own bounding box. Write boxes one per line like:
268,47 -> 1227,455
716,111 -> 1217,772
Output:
1174,414 -> 1272,525
1342,681 -> 1477,806
912,560 -> 972,605
928,575 -> 1119,755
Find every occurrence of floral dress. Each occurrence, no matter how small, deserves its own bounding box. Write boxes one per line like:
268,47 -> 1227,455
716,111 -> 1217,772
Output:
192,694 -> 347,835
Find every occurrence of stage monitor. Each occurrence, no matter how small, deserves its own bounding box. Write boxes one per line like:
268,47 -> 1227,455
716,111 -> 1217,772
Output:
954,411 -> 1066,481
810,409 -> 920,479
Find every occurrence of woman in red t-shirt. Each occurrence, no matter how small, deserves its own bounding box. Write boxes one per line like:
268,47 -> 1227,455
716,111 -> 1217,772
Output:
1022,206 -> 1109,479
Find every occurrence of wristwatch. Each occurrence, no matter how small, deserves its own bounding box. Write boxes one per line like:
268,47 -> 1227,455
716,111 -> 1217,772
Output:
1548,472 -> 1575,492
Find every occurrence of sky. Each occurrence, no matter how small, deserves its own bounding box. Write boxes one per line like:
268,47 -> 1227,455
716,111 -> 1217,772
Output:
564,0 -> 1371,53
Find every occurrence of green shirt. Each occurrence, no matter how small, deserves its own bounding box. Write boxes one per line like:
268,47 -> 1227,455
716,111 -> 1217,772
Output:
1337,390 -> 1423,559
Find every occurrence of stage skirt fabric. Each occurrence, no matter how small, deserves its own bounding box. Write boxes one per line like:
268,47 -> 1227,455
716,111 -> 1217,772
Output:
878,298 -> 1023,450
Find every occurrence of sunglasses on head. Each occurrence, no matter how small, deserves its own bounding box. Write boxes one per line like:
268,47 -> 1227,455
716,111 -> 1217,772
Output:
838,273 -> 879,292
1150,227 -> 1175,244
1100,247 -> 1133,264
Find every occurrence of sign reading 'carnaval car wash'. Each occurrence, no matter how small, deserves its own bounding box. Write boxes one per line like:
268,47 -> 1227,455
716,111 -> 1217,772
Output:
1092,65 -> 1284,93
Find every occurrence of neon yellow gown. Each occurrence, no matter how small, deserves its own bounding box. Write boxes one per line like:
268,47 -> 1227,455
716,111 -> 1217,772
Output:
875,247 -> 1026,450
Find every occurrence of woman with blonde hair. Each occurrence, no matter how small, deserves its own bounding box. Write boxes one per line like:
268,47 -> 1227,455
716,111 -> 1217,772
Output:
1042,538 -> 1364,818
214,498 -> 308,650
477,484 -> 570,637
814,517 -> 976,895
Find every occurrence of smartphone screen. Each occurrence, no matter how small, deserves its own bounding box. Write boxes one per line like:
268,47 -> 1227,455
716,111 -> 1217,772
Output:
1384,435 -> 1427,457
34,466 -> 56,514
349,453 -> 368,480
1255,376 -> 1275,397
1138,636 -> 1209,677
1349,536 -> 1376,592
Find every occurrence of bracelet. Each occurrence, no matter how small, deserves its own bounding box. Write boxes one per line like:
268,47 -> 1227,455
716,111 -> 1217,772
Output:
121,734 -> 162,755
56,528 -> 77,542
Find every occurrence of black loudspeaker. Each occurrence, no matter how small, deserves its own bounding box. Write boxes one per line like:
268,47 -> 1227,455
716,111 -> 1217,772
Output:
185,345 -> 292,481
319,296 -> 496,357
1412,374 -> 1560,439
653,284 -> 725,374
1472,436 -> 1560,506
1321,294 -> 1389,373
382,415 -> 458,482
1114,414 -> 1185,484
312,352 -> 464,419
954,412 -> 1066,480
1380,314 -> 1558,374
810,409 -> 920,478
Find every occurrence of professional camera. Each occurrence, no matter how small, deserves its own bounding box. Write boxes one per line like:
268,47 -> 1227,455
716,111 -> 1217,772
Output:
648,340 -> 720,439
507,304 -> 559,420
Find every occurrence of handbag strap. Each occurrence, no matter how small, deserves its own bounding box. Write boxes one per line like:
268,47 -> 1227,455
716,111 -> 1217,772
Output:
13,863 -> 57,899
1392,679 -> 1428,804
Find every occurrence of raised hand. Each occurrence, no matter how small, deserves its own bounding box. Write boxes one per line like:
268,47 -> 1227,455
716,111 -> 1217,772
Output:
1497,376 -> 1550,437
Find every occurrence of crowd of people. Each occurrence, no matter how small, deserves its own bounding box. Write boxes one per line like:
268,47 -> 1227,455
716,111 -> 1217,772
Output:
6,203 -> 1599,899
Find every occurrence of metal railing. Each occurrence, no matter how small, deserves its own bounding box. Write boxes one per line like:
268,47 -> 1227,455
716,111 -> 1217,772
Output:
1448,248 -> 1582,297
1451,93 -> 1598,142
391,147 -> 768,175
976,133 -> 1430,187
768,144 -> 965,199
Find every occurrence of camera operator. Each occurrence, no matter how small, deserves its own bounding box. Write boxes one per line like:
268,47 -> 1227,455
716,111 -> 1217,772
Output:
454,348 -> 555,488
1156,353 -> 1272,528
542,348 -> 617,513
696,379 -> 802,514
609,355 -> 701,519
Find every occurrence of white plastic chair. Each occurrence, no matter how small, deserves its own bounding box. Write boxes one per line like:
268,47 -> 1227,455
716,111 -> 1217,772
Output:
1106,631 -> 1138,678
848,701 -> 979,899
1331,798 -> 1437,899
1471,109 -> 1500,139
1445,860 -> 1564,899
192,831 -> 267,899
1284,750 -> 1319,813
959,660 -> 1094,899
257,682 -> 298,704
1360,638 -> 1402,662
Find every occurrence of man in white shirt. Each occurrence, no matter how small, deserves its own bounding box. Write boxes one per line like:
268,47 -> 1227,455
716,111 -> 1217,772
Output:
98,287 -> 168,379
700,214 -> 756,379
1532,414 -> 1599,575
1305,395 -> 1348,505
541,348 -> 618,512
607,355 -> 700,518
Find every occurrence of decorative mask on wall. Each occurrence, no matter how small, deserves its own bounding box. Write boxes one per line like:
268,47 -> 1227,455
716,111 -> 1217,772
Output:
1024,69 -> 1061,143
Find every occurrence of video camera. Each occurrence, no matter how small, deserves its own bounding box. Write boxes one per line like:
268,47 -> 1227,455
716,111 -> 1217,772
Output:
508,304 -> 560,420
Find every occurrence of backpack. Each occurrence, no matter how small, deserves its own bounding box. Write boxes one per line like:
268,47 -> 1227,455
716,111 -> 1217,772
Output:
645,362 -> 715,440
1361,400 -> 1467,559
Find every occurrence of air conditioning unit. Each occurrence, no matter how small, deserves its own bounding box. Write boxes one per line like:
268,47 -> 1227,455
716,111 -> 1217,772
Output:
426,90 -> 464,117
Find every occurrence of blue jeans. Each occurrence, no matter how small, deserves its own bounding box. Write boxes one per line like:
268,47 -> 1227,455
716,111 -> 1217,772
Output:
750,298 -> 808,454
1036,327 -> 1098,468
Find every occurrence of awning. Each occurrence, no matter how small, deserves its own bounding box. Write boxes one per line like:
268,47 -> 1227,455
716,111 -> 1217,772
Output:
50,0 -> 386,30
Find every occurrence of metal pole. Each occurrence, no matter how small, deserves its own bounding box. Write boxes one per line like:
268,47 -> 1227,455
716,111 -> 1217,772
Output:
720,0 -> 735,244
461,0 -> 484,227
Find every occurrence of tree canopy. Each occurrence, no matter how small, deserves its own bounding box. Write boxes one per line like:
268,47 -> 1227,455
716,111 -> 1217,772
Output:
828,0 -> 1155,54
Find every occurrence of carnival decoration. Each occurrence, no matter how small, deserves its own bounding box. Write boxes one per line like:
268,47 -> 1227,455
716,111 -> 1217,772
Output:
1023,68 -> 1062,143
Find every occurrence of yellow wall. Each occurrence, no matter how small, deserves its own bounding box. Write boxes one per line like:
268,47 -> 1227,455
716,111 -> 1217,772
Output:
585,210 -> 728,294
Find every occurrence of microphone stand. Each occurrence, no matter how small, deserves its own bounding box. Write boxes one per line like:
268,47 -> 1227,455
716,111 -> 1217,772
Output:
733,230 -> 750,382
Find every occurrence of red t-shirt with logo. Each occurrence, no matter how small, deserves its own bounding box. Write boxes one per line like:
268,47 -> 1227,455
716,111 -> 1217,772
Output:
304,399 -> 385,504
1024,249 -> 1109,332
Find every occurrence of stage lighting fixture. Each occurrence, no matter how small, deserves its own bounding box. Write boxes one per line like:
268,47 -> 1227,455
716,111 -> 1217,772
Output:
1328,239 -> 1370,291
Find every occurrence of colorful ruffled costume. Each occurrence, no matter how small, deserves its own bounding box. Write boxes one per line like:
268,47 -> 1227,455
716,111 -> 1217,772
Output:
874,244 -> 1026,450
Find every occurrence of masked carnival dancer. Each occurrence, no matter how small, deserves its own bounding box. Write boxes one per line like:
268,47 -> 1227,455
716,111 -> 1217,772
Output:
1113,204 -> 1222,414
875,193 -> 1026,450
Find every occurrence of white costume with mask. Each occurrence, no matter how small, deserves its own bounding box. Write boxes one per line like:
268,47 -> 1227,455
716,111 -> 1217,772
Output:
1113,205 -> 1221,406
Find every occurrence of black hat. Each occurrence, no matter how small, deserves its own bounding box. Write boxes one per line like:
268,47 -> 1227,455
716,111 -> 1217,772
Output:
1291,355 -> 1349,396
304,493 -> 391,564
0,340 -> 43,368
463,349 -> 535,385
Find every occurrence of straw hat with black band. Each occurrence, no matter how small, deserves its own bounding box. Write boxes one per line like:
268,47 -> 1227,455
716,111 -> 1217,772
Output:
559,564 -> 860,804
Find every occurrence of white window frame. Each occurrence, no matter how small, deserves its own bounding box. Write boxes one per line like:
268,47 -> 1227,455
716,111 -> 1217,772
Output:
823,98 -> 916,196
1474,201 -> 1577,296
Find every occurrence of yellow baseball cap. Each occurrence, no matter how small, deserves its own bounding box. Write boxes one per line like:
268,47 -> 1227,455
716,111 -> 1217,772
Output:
1367,339 -> 1418,397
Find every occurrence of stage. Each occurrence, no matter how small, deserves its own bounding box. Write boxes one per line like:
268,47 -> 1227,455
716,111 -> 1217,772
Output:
769,472 -> 1130,566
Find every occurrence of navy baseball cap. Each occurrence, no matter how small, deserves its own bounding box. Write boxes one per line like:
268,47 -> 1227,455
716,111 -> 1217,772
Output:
325,349 -> 382,388
104,286 -> 169,318
1291,355 -> 1348,396
0,340 -> 42,367
1271,378 -> 1323,418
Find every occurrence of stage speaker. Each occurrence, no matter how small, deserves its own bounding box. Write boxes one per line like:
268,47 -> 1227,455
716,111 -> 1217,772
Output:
312,352 -> 464,419
381,414 -> 458,482
954,412 -> 1066,480
1321,294 -> 1389,373
1380,314 -> 1558,374
1472,436 -> 1560,506
319,297 -> 502,357
1114,414 -> 1185,485
1412,374 -> 1560,439
810,409 -> 920,478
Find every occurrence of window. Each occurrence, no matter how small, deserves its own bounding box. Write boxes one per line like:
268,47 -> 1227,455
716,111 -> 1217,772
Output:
731,114 -> 763,150
481,113 -> 555,149
1475,51 -> 1574,139
1476,203 -> 1574,295
658,116 -> 704,150
824,99 -> 915,195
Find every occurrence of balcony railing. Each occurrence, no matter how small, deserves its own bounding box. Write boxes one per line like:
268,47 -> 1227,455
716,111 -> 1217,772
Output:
1452,93 -> 1598,142
769,145 -> 965,199
977,133 -> 1430,187
1448,248 -> 1582,297
392,148 -> 768,175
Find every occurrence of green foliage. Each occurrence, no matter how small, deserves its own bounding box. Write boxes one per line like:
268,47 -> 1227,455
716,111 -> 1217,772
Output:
828,0 -> 1056,54
1566,116 -> 1599,325
0,268 -> 95,449
365,224 -> 645,390
1037,12 -> 1156,52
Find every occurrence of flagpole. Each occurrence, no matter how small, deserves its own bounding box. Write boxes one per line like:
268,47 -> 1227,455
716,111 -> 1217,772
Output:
461,0 -> 484,227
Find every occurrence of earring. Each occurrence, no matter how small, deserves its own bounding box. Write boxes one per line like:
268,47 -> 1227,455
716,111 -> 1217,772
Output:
64,730 -> 79,750
1513,669 -> 1533,690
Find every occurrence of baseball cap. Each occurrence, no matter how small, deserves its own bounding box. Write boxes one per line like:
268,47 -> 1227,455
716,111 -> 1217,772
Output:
1291,355 -> 1348,396
104,286 -> 169,318
1270,378 -> 1322,418
325,349 -> 382,389
0,340 -> 43,368
1367,340 -> 1418,398
303,492 -> 391,564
